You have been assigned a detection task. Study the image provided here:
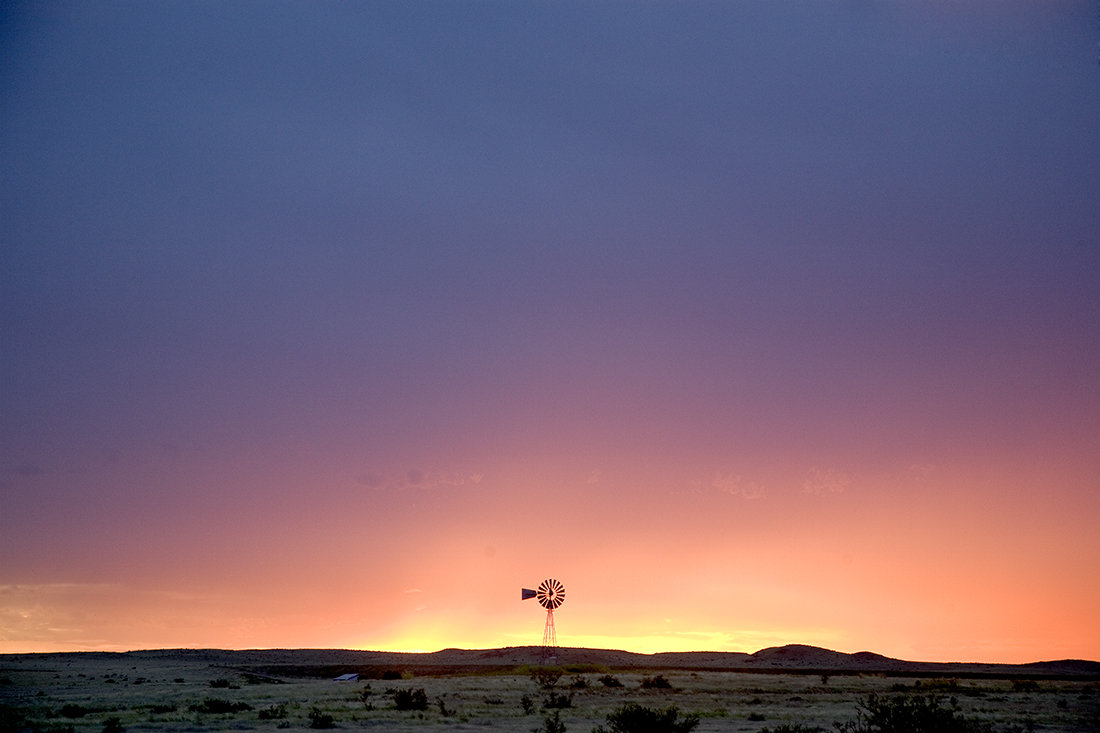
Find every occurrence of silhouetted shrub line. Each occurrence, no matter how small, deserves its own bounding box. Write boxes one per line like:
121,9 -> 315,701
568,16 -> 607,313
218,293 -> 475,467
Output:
188,699 -> 253,714
832,693 -> 992,733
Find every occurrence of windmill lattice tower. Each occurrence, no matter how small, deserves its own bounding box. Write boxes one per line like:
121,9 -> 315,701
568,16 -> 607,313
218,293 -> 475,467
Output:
522,579 -> 565,656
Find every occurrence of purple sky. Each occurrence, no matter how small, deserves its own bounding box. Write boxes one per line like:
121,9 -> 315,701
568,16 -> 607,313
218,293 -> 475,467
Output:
2,1 -> 1098,660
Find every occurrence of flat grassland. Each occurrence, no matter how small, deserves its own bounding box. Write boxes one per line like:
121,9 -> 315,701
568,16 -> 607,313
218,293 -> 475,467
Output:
2,651 -> 1098,733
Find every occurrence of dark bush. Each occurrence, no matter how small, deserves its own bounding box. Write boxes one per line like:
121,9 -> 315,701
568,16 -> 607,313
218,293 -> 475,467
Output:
102,717 -> 124,733
258,704 -> 288,720
599,675 -> 623,688
534,710 -> 567,733
308,707 -> 336,729
60,705 -> 93,718
543,692 -> 572,709
209,678 -> 231,688
760,725 -> 826,733
834,694 -> 991,733
188,699 -> 253,714
521,694 -> 536,715
639,675 -> 673,690
594,703 -> 700,733
392,688 -> 429,711
748,712 -> 766,721
568,675 -> 588,689
381,670 -> 403,680
1012,680 -> 1040,693
0,704 -> 24,732
148,705 -> 176,714
530,667 -> 564,689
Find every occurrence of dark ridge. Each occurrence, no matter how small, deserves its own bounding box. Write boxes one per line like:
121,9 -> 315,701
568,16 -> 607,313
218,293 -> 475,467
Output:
3,645 -> 1098,680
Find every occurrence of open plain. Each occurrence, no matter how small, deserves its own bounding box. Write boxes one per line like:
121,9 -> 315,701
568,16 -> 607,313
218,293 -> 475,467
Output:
2,647 -> 1099,733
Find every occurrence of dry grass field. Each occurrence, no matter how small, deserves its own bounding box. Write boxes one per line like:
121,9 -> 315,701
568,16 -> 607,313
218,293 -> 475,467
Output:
2,651 -> 1098,733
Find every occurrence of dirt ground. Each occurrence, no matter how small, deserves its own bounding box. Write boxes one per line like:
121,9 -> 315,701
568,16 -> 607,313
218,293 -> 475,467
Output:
2,653 -> 1098,733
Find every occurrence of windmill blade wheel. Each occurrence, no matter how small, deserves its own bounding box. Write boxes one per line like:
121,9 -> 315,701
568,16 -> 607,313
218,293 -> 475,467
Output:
536,578 -> 565,610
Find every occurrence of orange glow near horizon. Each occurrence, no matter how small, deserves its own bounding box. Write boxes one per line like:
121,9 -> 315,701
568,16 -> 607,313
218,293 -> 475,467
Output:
3,452 -> 1097,664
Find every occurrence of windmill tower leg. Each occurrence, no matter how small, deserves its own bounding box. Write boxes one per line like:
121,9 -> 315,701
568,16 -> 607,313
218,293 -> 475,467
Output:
543,609 -> 557,648
541,609 -> 557,664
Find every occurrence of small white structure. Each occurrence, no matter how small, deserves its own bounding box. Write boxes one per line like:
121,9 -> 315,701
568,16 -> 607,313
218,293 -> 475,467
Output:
333,673 -> 359,681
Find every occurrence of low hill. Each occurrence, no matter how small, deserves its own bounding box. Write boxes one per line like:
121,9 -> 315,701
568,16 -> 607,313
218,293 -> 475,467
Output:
10,644 -> 1096,680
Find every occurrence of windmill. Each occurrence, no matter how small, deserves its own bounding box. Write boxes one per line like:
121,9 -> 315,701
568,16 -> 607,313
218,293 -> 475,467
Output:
521,578 -> 565,657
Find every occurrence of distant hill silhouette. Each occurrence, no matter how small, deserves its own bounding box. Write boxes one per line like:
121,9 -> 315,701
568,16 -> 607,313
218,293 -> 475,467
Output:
22,645 -> 1096,680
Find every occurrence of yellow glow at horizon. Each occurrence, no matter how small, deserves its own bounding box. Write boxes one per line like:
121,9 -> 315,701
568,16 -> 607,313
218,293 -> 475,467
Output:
355,625 -> 850,657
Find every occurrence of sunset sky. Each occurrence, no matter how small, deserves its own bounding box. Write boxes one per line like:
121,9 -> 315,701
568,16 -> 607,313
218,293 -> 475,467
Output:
2,1 -> 1098,664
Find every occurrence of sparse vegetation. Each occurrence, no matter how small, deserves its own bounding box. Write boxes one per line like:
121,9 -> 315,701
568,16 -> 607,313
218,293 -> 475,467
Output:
594,703 -> 700,733
639,675 -> 673,690
188,699 -> 253,714
543,691 -> 573,709
258,703 -> 288,719
308,707 -> 336,728
60,704 -> 105,718
834,693 -> 991,733
391,687 -> 429,711
535,710 -> 567,733
359,683 -> 374,710
530,666 -> 565,689
101,717 -> 125,733
0,652 -> 1085,733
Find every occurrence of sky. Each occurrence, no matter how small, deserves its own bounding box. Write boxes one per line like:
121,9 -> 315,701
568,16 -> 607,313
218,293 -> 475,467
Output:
1,0 -> 1098,664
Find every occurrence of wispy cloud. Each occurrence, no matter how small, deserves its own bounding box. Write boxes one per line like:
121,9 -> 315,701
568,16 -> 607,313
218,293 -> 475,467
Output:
712,472 -> 764,499
803,468 -> 850,495
357,470 -> 484,490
